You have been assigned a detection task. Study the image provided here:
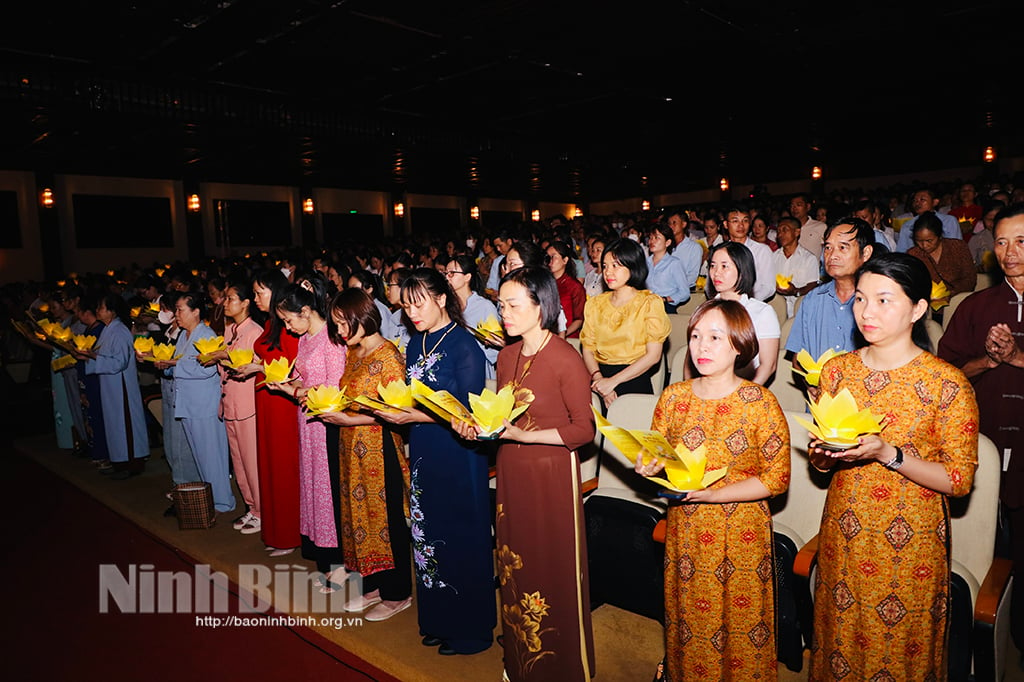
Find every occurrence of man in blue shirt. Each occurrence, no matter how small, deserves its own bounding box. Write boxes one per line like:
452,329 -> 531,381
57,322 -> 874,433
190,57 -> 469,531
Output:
786,217 -> 876,362
895,187 -> 963,252
667,211 -> 703,291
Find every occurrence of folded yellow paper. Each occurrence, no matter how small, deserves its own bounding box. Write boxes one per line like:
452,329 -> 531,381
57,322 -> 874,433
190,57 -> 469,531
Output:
224,348 -> 254,369
152,343 -> 178,361
793,348 -> 845,387
930,281 -> 951,311
775,273 -> 793,288
378,379 -> 415,408
795,387 -> 884,447
73,334 -> 97,351
261,357 -> 294,384
467,384 -> 530,436
593,408 -> 727,492
304,385 -> 351,415
194,336 -> 226,362
410,379 -> 476,426
134,337 -> 155,354
472,315 -> 505,345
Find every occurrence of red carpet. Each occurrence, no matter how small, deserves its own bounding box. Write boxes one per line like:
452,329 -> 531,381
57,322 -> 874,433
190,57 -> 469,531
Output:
6,449 -> 398,682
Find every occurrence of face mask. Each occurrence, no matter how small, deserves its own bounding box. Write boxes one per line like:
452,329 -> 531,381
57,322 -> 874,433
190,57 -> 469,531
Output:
280,267 -> 292,278
158,310 -> 174,325
466,239 -> 476,250
627,233 -> 640,242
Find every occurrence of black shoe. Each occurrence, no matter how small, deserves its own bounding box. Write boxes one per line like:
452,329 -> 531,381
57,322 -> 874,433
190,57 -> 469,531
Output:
422,636 -> 443,647
163,505 -> 177,517
109,470 -> 142,481
438,645 -> 457,656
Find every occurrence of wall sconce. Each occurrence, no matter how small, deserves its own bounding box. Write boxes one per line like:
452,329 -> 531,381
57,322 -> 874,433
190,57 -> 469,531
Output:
303,198 -> 314,214
811,166 -> 823,180
106,269 -> 115,277
573,207 -> 583,218
55,280 -> 66,288
470,206 -> 480,220
719,178 -> 730,192
641,200 -> 651,212
531,209 -> 541,222
984,146 -> 996,163
40,188 -> 54,208
394,202 -> 405,218
187,194 -> 201,212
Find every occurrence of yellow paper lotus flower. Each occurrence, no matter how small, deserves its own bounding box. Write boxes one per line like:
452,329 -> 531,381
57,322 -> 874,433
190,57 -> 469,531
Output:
775,273 -> 793,289
50,325 -> 73,342
134,337 -> 155,354
148,301 -> 161,313
304,385 -> 351,415
152,343 -> 178,361
73,334 -> 97,351
468,384 -> 530,436
696,275 -> 707,290
224,348 -> 254,369
262,357 -> 294,384
194,336 -> 226,355
130,306 -> 143,319
378,379 -> 415,408
930,281 -> 951,311
793,348 -> 845,387
36,319 -> 55,336
795,387 -> 884,447
646,442 -> 726,493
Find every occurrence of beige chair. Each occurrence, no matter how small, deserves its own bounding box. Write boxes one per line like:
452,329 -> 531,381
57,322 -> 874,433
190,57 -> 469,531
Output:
770,412 -> 831,549
942,290 -> 973,332
567,337 -> 581,355
664,313 -> 692,378
778,315 -> 795,350
668,346 -> 688,386
592,394 -> 667,511
767,349 -> 809,413
976,272 -> 994,291
925,319 -> 943,354
769,294 -> 789,325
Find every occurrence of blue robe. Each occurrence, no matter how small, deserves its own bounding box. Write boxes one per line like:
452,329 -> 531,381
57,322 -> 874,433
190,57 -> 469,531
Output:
85,318 -> 150,463
171,323 -> 234,512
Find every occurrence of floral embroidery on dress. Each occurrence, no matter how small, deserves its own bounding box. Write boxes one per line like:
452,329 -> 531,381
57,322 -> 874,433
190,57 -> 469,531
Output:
496,504 -> 555,677
409,459 -> 452,591
407,351 -> 443,383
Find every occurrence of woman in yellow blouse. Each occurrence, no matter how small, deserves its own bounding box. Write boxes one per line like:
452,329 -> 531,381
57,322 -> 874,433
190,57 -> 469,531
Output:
580,238 -> 671,408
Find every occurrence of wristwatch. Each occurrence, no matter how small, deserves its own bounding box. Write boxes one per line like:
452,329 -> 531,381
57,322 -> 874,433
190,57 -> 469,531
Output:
883,446 -> 904,471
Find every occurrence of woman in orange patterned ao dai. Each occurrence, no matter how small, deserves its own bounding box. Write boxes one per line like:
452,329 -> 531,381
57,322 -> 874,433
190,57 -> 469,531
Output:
807,253 -> 978,681
635,298 -> 790,680
319,289 -> 412,622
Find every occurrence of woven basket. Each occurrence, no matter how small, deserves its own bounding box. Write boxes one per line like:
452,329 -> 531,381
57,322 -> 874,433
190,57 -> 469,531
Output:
173,481 -> 216,530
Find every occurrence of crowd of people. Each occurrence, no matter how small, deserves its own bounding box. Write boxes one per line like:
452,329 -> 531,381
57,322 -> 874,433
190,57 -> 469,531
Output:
2,174 -> 1022,681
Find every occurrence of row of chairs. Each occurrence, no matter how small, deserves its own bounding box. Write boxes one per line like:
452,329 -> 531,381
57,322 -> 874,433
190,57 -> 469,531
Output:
580,394 -> 1011,679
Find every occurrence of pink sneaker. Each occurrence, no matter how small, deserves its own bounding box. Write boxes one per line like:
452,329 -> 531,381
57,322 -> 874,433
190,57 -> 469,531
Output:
365,598 -> 412,622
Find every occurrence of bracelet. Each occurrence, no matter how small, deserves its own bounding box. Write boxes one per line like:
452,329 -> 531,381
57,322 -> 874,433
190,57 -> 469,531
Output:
883,446 -> 904,471
591,370 -> 601,379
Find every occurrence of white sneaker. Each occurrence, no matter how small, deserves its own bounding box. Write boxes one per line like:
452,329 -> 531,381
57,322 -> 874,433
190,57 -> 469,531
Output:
239,516 -> 262,535
232,511 -> 254,530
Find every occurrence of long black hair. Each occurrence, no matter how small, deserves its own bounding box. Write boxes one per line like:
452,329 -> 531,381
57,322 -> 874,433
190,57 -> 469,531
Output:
449,254 -> 485,296
706,241 -> 756,298
226,276 -> 267,327
252,269 -> 289,351
854,252 -> 932,352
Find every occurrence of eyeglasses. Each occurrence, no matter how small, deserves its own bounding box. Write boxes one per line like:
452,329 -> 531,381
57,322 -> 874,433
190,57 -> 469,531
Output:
444,270 -> 465,278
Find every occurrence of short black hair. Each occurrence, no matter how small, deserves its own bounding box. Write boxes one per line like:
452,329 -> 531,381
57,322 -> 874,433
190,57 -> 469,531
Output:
602,238 -> 648,289
824,216 -> 876,254
499,266 -> 562,333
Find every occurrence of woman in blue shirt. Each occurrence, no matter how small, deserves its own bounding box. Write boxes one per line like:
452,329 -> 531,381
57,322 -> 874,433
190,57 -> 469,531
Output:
646,224 -> 691,313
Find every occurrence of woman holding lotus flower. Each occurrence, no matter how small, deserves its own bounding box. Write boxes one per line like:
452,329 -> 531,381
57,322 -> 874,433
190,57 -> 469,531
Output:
453,266 -> 596,681
807,253 -> 978,682
318,289 -> 411,621
200,278 -> 265,536
634,298 -> 789,681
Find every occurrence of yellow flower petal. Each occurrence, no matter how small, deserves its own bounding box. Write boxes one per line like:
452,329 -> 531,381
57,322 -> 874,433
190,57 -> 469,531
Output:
193,336 -> 226,355
775,273 -> 792,288
262,357 -> 294,384
225,348 -> 254,369
73,334 -> 97,351
305,385 -> 350,414
134,337 -> 155,354
378,380 -> 415,408
468,384 -> 521,434
152,343 -> 177,361
793,348 -> 845,387
801,388 -> 883,444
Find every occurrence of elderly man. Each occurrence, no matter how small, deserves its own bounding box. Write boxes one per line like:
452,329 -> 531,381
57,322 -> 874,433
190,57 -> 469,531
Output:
772,217 -> 820,318
938,203 -> 1024,651
785,217 -> 875,361
895,187 -> 963,252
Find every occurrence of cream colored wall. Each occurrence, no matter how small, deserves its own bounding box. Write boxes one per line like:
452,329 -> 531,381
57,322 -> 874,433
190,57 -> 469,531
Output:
200,182 -> 300,255
59,174 -> 187,274
0,170 -> 45,284
478,197 -> 523,213
538,201 -> 574,221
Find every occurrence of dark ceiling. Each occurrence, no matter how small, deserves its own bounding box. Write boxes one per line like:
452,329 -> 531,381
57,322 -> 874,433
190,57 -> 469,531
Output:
0,0 -> 1019,201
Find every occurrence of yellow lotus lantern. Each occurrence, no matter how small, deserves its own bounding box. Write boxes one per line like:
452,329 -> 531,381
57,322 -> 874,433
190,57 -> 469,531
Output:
130,306 -> 143,319
148,301 -> 161,314
467,384 -> 530,437
134,337 -> 155,354
378,380 -> 415,408
775,273 -> 793,289
36,319 -> 55,336
224,348 -> 254,370
50,325 -> 73,343
593,408 -> 726,492
473,315 -> 505,346
696,275 -> 707,290
795,387 -> 884,449
261,357 -> 294,384
194,335 -> 226,363
304,385 -> 351,415
152,343 -> 178,361
930,281 -> 951,311
793,348 -> 845,387
73,334 -> 97,351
